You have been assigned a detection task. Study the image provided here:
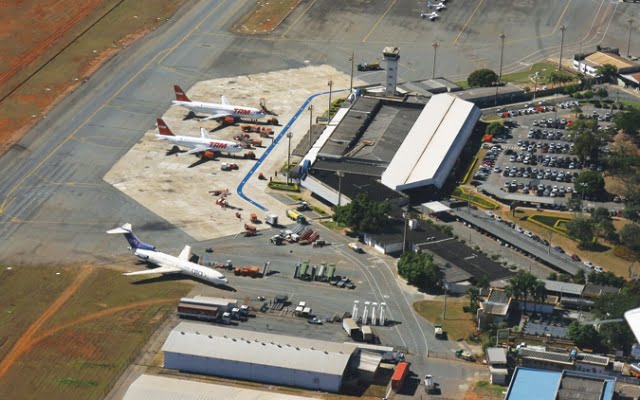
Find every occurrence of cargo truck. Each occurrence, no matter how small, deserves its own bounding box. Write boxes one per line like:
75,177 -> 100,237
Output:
265,214 -> 278,226
286,209 -> 307,224
391,362 -> 409,390
234,266 -> 262,277
342,318 -> 360,337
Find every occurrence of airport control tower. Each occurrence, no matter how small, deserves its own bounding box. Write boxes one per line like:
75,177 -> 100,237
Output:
382,46 -> 400,96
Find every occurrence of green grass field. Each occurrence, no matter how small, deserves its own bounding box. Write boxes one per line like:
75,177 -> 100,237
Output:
0,266 -> 191,400
501,62 -> 576,86
413,299 -> 475,342
527,214 -> 572,236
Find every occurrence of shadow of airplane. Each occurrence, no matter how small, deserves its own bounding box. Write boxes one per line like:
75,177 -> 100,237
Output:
129,272 -> 237,292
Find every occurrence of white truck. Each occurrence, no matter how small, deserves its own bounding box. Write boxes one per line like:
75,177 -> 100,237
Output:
265,214 -> 278,226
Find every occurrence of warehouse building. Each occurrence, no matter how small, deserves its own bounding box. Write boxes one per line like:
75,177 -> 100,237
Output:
505,367 -> 615,400
123,374 -> 318,400
162,322 -> 360,392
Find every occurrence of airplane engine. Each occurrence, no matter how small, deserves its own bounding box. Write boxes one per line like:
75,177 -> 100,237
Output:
137,242 -> 156,251
202,150 -> 218,159
223,116 -> 235,125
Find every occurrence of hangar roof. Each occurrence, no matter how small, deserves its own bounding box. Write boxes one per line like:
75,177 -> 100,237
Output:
381,93 -> 481,190
123,374 -> 317,400
162,322 -> 356,376
585,51 -> 636,70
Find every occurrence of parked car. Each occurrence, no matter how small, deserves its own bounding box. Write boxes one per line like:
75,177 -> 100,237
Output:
571,254 -> 581,262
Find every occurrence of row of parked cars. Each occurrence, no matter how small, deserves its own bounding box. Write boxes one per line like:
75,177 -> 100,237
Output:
497,103 -> 556,118
503,179 -> 573,197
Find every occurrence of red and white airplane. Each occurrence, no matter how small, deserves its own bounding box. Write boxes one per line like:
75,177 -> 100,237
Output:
155,118 -> 244,157
172,85 -> 266,122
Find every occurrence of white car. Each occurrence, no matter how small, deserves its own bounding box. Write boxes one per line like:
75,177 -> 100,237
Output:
583,261 -> 594,269
494,215 -> 503,222
515,226 -> 524,233
524,231 -> 533,238
593,266 -> 604,273
485,211 -> 494,217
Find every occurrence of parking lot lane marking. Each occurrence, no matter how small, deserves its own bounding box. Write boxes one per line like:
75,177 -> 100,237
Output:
452,0 -> 483,47
362,0 -> 398,43
159,0 -> 227,64
281,0 -> 318,39
552,0 -> 573,34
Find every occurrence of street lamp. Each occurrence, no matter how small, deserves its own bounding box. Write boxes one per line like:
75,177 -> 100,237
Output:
286,131 -> 293,182
533,71 -> 540,99
558,25 -> 566,71
495,32 -> 506,105
402,212 -> 409,254
336,170 -> 344,206
628,18 -> 634,58
349,51 -> 355,93
307,104 -> 313,148
579,182 -> 588,215
327,79 -> 333,118
432,41 -> 439,79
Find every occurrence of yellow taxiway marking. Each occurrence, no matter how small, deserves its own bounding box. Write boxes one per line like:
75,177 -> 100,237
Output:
452,0 -> 484,46
281,0 -> 318,38
552,0 -> 573,34
362,0 -> 398,43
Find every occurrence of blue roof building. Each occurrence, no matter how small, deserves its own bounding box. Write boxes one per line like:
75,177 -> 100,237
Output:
505,367 -> 616,400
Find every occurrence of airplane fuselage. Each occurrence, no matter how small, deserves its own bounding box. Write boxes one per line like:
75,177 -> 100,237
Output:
172,100 -> 265,120
134,248 -> 229,286
156,134 -> 244,153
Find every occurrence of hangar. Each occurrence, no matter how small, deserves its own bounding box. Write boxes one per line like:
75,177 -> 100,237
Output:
300,93 -> 481,206
162,322 -> 358,392
123,374 -> 318,400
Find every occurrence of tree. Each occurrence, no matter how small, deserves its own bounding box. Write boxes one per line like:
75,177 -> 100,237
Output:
531,280 -> 546,313
575,171 -> 606,198
486,122 -> 504,136
595,88 -> 609,98
620,223 -> 640,253
397,251 -> 442,292
591,207 -> 616,240
468,287 -> 480,313
505,270 -> 540,313
566,218 -> 595,248
477,274 -> 490,289
567,322 -> 601,350
595,63 -> 618,82
333,193 -> 390,233
573,130 -> 599,162
467,68 -> 498,88
613,108 -> 640,138
566,196 -> 583,212
573,269 -> 586,284
547,272 -> 558,281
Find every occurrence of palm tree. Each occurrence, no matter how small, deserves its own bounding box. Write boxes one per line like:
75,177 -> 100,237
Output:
531,280 -> 547,313
468,287 -> 480,313
595,63 -> 618,82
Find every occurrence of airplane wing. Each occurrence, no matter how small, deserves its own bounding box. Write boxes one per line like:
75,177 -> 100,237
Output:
178,146 -> 212,156
625,307 -> 640,343
198,112 -> 232,121
220,95 -> 231,105
123,265 -> 182,276
178,245 -> 192,261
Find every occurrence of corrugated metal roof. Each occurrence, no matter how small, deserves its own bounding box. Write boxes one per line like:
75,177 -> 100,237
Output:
381,94 -> 481,190
162,322 -> 355,376
123,374 -> 317,400
542,280 -> 584,296
487,347 -> 508,364
585,51 -> 636,70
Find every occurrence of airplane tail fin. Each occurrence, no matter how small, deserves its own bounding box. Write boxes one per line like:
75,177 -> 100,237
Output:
199,127 -> 211,140
107,223 -> 156,251
220,95 -> 230,106
156,118 -> 174,136
174,85 -> 191,102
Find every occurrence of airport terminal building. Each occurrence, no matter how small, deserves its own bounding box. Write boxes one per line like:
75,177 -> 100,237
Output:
299,92 -> 481,206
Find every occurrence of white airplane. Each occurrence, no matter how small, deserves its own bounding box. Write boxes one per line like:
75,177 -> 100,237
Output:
155,118 -> 244,157
107,223 -> 230,286
172,85 -> 267,122
420,11 -> 440,20
428,1 -> 446,11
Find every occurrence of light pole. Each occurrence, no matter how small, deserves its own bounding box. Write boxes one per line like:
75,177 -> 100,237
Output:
402,212 -> 408,254
628,18 -> 634,58
336,170 -> 344,206
327,79 -> 333,118
286,131 -> 293,182
579,182 -> 588,215
349,51 -> 355,93
307,104 -> 313,148
533,71 -> 540,99
432,41 -> 439,79
558,25 -> 566,71
495,32 -> 506,105
547,231 -> 554,255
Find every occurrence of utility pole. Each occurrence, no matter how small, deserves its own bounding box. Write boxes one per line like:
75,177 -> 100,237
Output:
432,41 -> 439,79
286,131 -> 293,183
336,170 -> 344,206
349,51 -> 355,93
402,212 -> 408,254
495,32 -> 506,106
327,79 -> 333,119
442,286 -> 448,320
548,231 -> 553,255
628,18 -> 634,58
307,104 -> 313,148
558,25 -> 566,71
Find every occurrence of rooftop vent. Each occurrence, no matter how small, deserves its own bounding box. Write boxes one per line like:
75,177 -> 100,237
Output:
180,331 -> 185,335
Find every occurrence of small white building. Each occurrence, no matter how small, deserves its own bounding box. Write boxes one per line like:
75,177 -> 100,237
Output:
162,322 -> 358,393
486,347 -> 509,385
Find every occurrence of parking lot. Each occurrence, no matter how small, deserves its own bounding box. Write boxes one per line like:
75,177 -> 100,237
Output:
473,100 -> 619,210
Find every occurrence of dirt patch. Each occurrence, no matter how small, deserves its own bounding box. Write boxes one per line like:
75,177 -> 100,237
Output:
0,0 -> 185,157
39,330 -> 103,360
231,0 -> 302,34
